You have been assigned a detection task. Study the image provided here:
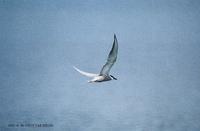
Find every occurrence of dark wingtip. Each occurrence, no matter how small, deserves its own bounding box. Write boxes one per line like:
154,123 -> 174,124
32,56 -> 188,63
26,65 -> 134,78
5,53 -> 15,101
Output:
114,33 -> 116,39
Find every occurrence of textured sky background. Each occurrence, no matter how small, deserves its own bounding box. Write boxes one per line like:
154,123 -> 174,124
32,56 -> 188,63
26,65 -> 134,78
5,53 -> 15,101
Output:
1,0 -> 200,131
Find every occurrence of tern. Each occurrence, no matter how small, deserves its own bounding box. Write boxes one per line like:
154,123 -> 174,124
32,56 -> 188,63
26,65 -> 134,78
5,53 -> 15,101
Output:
73,34 -> 118,83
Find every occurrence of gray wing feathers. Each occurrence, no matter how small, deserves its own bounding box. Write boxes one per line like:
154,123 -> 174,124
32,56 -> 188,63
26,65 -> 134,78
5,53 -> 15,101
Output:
100,34 -> 118,75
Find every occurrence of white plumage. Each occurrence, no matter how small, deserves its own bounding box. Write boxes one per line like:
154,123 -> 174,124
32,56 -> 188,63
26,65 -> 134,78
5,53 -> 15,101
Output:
73,34 -> 118,83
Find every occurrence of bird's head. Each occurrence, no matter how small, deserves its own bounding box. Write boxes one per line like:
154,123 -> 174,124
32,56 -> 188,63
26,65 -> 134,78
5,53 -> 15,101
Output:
110,75 -> 117,80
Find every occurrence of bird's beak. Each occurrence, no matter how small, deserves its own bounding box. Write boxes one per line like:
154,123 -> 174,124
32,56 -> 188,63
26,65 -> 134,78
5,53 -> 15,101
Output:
110,75 -> 117,80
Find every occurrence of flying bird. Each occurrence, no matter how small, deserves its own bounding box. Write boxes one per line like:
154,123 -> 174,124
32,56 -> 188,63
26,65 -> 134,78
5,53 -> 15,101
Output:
73,34 -> 118,83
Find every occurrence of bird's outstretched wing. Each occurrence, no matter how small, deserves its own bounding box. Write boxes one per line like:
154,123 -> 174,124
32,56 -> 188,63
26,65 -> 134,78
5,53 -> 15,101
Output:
100,34 -> 118,75
73,66 -> 99,78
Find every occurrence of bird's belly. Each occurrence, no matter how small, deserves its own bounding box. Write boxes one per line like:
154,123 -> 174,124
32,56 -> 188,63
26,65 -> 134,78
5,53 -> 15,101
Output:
94,75 -> 111,82
92,76 -> 104,82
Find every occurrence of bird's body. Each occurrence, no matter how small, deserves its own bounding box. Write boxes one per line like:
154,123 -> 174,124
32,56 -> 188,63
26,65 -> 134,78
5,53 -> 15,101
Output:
73,34 -> 118,83
88,75 -> 112,83
88,76 -> 107,83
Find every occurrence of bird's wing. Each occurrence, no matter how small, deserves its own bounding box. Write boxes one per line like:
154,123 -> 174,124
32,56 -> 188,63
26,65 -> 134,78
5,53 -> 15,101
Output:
100,34 -> 118,75
73,66 -> 99,78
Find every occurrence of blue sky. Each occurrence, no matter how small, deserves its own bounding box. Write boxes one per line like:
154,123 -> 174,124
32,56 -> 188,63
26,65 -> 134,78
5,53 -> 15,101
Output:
1,0 -> 200,131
